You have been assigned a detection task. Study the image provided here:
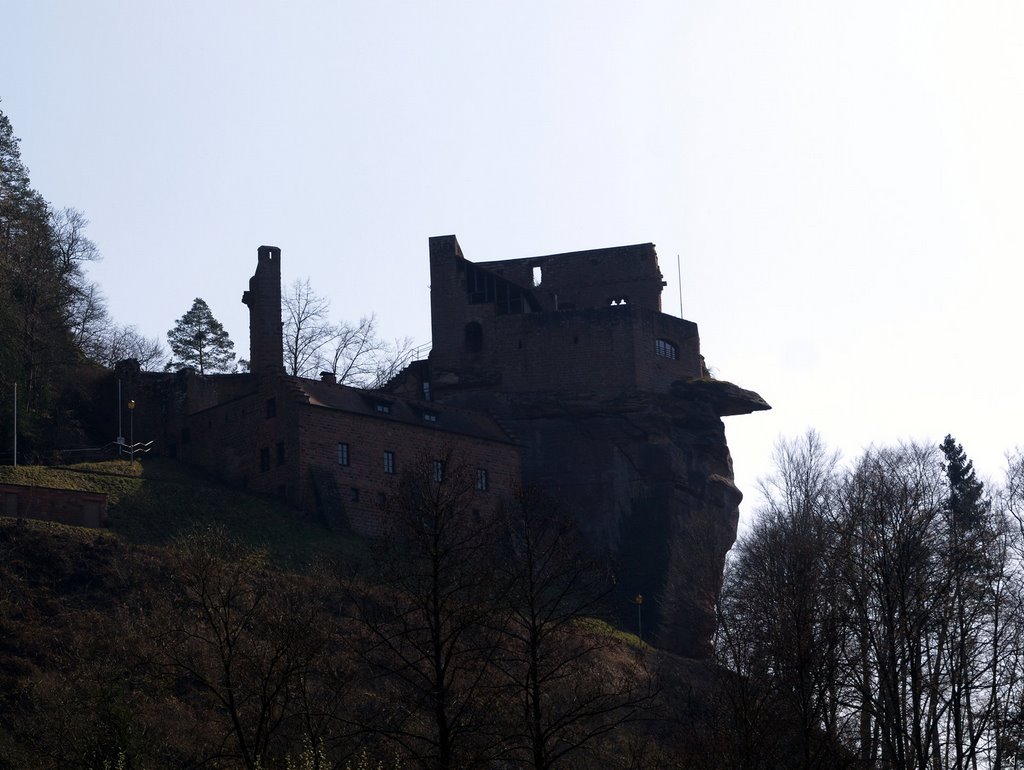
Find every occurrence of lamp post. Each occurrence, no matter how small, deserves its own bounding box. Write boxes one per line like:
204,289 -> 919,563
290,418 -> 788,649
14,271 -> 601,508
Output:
632,594 -> 644,643
128,399 -> 136,465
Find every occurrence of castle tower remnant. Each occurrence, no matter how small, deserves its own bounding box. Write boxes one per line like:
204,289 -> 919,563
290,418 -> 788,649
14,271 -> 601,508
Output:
242,245 -> 284,375
418,235 -> 770,658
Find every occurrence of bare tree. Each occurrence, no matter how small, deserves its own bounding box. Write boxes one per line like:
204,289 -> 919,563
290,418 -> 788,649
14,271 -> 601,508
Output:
67,279 -> 109,361
494,487 -> 652,769
342,451 -> 506,770
715,431 -> 851,770
283,278 -> 335,378
282,278 -> 418,386
101,324 -> 167,370
370,334 -> 418,389
151,528 -> 327,770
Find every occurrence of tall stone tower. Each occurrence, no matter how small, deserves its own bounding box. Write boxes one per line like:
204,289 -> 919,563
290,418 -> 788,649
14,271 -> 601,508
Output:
241,245 -> 284,375
420,236 -> 769,658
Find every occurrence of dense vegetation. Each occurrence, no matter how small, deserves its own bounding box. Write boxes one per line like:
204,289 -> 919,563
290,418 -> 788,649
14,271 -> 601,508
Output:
717,433 -> 1024,770
0,458 -> 687,770
0,104 -> 163,461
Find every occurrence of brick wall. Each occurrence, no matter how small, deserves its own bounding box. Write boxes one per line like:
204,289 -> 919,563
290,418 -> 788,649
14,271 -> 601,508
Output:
0,484 -> 107,528
479,242 -> 664,312
178,373 -> 520,536
428,236 -> 701,396
297,402 -> 520,535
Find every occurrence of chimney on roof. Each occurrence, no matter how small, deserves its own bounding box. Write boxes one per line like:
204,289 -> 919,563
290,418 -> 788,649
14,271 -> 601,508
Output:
320,371 -> 337,385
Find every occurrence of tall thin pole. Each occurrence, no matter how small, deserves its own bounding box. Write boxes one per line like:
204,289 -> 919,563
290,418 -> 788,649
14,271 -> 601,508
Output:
117,379 -> 123,455
677,253 -> 683,318
128,400 -> 135,465
12,383 -> 16,469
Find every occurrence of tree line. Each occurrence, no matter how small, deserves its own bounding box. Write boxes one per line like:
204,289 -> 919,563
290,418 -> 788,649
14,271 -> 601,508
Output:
715,432 -> 1024,770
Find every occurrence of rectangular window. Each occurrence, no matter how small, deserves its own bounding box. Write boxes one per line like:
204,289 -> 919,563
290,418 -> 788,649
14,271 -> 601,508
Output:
375,402 -> 391,414
655,338 -> 679,360
338,442 -> 349,466
384,450 -> 395,475
476,468 -> 488,492
259,447 -> 270,472
266,397 -> 277,418
350,487 -> 360,502
434,460 -> 444,483
422,382 -> 431,401
276,441 -> 286,466
423,411 -> 438,422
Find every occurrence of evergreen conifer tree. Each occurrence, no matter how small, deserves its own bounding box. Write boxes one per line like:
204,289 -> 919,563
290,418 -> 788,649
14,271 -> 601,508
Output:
166,298 -> 236,374
940,434 -> 987,530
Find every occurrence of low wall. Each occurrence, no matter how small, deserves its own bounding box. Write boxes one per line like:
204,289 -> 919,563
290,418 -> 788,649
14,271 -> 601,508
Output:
0,483 -> 108,528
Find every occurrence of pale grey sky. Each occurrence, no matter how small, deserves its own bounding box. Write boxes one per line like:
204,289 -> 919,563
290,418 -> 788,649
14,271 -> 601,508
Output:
4,1 -> 1023,525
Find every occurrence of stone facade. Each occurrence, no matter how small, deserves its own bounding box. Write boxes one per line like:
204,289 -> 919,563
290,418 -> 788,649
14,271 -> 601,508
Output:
123,237 -> 767,659
412,235 -> 769,657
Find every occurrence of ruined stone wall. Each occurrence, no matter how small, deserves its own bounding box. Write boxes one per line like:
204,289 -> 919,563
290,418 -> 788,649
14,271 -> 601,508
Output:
428,236 -> 699,396
479,242 -> 664,311
242,245 -> 284,376
423,234 -> 768,659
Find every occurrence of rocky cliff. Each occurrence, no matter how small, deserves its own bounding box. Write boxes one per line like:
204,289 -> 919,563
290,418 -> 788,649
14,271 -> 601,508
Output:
445,378 -> 768,659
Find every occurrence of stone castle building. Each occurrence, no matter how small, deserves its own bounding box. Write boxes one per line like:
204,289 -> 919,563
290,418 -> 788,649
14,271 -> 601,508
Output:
123,238 -> 768,658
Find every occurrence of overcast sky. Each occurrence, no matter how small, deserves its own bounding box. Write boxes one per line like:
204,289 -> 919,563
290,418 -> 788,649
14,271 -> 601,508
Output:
4,1 -> 1023,526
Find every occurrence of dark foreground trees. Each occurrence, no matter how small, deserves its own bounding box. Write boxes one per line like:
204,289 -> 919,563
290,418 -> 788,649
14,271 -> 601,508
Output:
495,488 -> 653,769
718,432 -> 1024,770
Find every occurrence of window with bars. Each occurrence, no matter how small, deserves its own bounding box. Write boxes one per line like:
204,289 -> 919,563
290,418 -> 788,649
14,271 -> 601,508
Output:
655,338 -> 679,360
384,450 -> 395,475
476,468 -> 488,492
338,442 -> 349,466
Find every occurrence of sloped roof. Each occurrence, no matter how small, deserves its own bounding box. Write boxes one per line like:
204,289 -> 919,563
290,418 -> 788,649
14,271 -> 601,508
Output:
294,378 -> 515,445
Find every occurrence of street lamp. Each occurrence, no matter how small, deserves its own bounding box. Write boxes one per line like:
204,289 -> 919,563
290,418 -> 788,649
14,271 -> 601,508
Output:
128,399 -> 136,464
632,594 -> 644,643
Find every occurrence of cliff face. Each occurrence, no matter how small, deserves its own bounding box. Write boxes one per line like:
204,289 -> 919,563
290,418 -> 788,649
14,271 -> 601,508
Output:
449,379 -> 767,659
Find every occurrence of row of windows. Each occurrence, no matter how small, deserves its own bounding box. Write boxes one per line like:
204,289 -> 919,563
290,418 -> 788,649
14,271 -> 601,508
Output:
337,442 -> 488,490
467,325 -> 681,362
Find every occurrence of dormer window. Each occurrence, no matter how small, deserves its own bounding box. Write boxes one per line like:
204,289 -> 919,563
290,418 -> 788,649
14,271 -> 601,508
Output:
655,339 -> 679,360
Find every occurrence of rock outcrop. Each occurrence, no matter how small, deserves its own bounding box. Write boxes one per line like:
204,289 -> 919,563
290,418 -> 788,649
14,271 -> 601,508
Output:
445,379 -> 769,658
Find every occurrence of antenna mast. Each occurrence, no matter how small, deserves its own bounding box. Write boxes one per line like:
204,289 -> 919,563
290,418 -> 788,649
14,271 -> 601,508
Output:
677,253 -> 683,318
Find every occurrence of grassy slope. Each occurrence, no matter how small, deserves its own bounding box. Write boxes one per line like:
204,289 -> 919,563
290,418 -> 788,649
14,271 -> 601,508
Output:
0,458 -> 367,570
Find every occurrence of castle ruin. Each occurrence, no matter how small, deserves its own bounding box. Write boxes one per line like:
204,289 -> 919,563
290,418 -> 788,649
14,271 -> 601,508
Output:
123,237 -> 769,658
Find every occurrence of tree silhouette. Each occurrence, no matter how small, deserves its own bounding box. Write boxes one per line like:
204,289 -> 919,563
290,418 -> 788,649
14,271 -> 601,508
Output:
166,297 -> 235,374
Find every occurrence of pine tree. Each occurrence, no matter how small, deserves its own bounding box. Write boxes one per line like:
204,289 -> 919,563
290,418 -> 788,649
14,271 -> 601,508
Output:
166,298 -> 236,374
940,434 -> 986,530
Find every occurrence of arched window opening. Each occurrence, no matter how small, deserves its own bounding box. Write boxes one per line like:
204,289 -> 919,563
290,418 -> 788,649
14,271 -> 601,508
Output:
655,338 -> 678,360
465,322 -> 483,353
